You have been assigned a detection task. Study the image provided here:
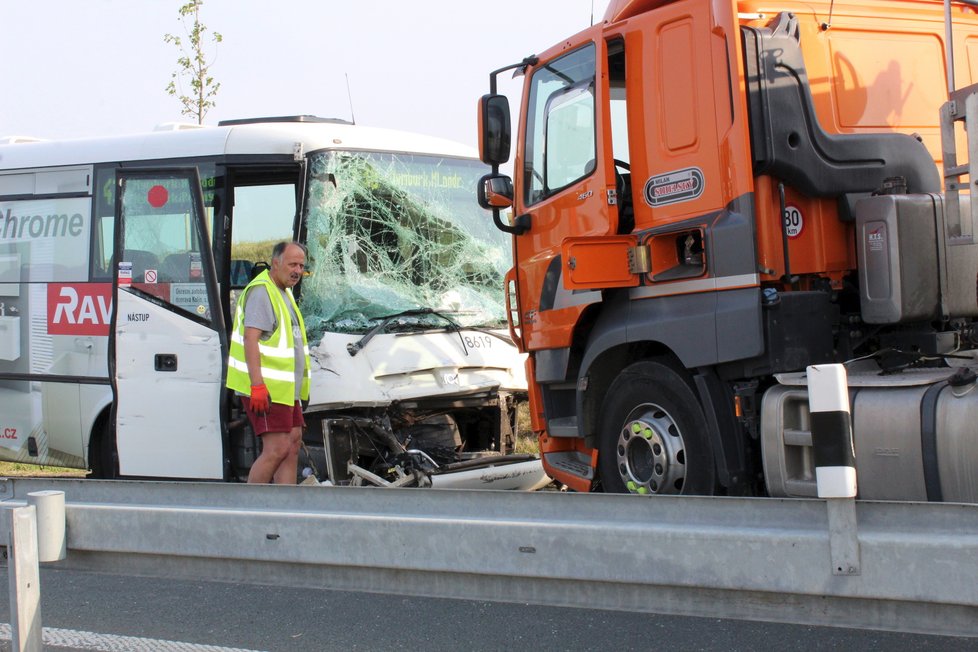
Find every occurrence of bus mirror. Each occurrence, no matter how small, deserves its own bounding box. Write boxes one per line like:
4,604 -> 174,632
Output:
478,94 -> 511,166
478,173 -> 514,210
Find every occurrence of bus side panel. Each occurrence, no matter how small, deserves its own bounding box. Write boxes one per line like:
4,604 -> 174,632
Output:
0,189 -> 104,470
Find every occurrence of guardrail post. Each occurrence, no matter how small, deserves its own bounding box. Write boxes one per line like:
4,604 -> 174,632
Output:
807,363 -> 861,576
27,490 -> 66,563
5,504 -> 42,651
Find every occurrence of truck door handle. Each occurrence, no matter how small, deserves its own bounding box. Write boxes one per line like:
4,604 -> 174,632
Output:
155,354 -> 178,372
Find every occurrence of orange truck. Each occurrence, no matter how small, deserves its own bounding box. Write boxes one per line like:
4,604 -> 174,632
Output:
477,0 -> 978,500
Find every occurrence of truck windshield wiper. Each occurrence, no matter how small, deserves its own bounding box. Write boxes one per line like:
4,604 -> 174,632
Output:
346,308 -> 464,357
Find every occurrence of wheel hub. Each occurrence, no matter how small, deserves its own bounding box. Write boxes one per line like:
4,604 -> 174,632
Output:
616,403 -> 685,494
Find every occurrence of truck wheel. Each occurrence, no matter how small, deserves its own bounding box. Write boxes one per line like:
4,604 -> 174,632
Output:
597,360 -> 716,495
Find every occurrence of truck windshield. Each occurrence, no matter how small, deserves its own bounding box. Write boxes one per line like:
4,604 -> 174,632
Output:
301,150 -> 510,337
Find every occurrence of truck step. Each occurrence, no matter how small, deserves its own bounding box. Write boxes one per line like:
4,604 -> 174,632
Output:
544,451 -> 594,480
547,416 -> 580,437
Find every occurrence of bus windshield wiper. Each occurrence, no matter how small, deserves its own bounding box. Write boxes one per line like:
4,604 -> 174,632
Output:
346,308 -> 464,357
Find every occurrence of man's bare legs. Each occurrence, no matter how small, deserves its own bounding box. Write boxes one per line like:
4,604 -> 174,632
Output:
272,426 -> 302,484
248,428 -> 300,484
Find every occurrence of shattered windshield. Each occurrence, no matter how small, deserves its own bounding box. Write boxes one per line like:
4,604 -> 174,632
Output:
301,150 -> 510,337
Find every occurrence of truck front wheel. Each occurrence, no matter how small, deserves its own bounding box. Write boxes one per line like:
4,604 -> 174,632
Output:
597,360 -> 717,495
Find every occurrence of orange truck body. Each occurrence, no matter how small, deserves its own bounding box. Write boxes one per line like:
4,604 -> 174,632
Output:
481,0 -> 978,497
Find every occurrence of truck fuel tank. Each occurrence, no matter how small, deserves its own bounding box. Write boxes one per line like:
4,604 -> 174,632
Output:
761,362 -> 978,502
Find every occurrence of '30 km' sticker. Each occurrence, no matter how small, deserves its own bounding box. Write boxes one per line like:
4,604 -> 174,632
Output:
784,205 -> 804,238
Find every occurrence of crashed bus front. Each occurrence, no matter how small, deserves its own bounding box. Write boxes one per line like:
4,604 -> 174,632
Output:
295,150 -> 529,481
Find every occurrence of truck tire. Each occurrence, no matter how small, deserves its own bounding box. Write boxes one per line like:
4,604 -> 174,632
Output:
597,360 -> 717,495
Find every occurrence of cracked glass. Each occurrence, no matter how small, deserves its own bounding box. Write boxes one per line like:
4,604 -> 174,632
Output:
301,150 -> 509,338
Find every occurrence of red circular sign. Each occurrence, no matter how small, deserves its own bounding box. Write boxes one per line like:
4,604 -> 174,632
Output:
147,185 -> 169,208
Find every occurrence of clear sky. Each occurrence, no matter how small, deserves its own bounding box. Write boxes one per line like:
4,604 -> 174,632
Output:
0,0 -> 611,150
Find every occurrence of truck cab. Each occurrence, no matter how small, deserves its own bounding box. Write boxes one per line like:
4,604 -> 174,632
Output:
479,0 -> 978,499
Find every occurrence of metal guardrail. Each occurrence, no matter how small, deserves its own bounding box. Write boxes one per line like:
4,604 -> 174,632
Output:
1,477 -> 977,639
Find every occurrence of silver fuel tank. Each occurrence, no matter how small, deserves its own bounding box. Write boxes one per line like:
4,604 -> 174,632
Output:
761,361 -> 978,502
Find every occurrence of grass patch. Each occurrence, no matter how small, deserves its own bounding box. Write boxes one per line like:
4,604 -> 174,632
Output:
514,401 -> 539,456
0,461 -> 86,478
232,239 -> 281,265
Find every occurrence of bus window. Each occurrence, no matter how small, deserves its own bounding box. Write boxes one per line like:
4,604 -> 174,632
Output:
229,183 -> 297,287
119,175 -> 209,317
92,164 -> 220,282
301,151 -> 509,338
92,168 -> 115,280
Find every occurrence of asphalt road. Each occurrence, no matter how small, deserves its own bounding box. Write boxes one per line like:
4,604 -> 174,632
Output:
0,568 -> 974,651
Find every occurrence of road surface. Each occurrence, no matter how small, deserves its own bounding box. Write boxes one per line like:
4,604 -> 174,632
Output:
0,567 -> 973,651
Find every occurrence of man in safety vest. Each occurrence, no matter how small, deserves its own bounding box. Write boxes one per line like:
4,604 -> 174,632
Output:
226,241 -> 311,484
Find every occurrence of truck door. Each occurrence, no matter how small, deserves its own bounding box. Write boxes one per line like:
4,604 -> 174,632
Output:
519,0 -> 757,351
515,39 -> 624,351
111,169 -> 226,478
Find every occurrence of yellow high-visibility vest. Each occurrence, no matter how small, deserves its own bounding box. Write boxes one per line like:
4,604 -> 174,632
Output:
226,270 -> 310,404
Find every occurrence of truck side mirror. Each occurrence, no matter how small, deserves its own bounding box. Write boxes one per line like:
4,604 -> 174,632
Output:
478,94 -> 511,166
477,173 -> 514,210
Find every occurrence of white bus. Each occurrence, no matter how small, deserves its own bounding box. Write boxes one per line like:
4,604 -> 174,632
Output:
0,116 -> 528,482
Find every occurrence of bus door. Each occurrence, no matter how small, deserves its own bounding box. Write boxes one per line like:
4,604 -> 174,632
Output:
111,169 -> 227,478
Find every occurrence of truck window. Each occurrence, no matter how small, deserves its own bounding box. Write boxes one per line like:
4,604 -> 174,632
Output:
545,84 -> 596,190
523,43 -> 596,205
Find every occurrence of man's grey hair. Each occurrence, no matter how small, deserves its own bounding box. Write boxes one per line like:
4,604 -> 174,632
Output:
272,241 -> 308,261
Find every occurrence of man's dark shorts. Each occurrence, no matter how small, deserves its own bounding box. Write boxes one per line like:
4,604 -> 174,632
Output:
242,398 -> 305,435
